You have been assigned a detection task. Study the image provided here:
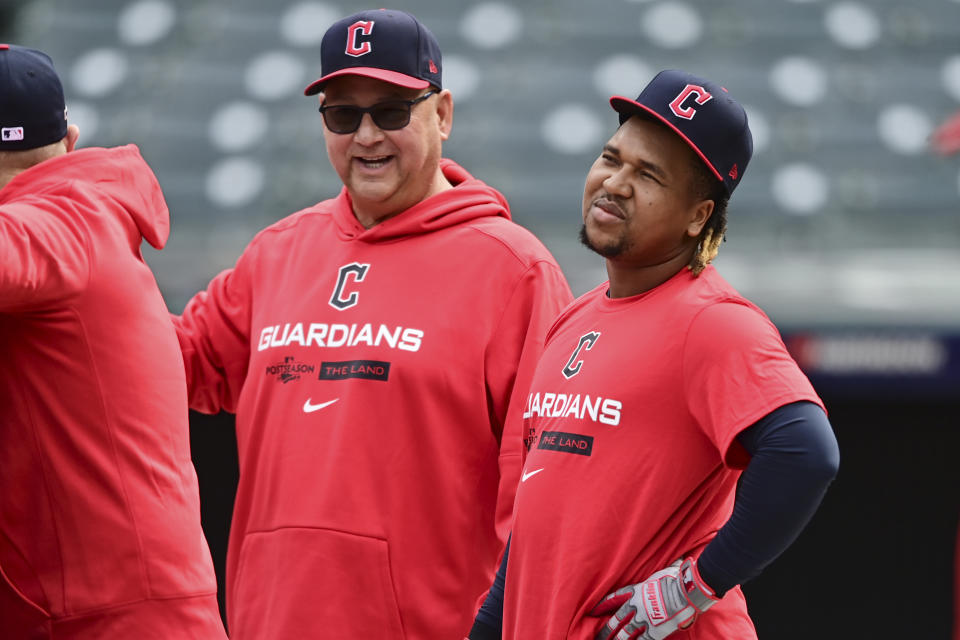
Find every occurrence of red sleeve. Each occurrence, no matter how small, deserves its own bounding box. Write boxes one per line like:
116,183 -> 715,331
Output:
682,301 -> 823,468
172,254 -> 254,414
484,260 -> 572,546
0,198 -> 91,310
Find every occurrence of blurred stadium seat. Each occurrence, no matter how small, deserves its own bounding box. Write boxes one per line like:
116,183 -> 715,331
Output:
6,0 -> 960,328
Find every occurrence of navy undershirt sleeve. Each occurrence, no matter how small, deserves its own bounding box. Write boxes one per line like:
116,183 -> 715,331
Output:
468,537 -> 509,640
696,401 -> 840,597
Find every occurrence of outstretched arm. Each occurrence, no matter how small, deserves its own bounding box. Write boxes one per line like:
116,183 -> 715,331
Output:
173,264 -> 253,414
485,261 -> 572,549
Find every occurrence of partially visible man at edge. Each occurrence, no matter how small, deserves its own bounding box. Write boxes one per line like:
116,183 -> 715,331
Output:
0,44 -> 226,639
172,9 -> 573,640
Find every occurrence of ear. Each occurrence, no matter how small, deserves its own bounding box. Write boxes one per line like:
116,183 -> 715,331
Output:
64,124 -> 80,153
685,198 -> 714,238
435,89 -> 453,141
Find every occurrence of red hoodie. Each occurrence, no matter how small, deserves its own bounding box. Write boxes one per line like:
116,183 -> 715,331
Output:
0,146 -> 226,639
175,159 -> 573,639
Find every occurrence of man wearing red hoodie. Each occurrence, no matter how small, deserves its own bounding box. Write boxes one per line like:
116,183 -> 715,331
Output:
174,9 -> 573,640
0,45 -> 227,638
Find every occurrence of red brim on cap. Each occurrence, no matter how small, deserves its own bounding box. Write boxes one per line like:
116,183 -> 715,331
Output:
304,67 -> 430,96
609,96 -> 724,183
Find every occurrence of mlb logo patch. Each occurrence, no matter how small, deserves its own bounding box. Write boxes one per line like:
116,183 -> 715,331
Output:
1,127 -> 24,141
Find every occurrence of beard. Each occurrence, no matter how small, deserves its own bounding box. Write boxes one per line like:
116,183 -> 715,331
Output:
579,222 -> 631,258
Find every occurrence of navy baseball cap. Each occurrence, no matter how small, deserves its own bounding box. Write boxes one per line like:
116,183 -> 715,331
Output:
610,70 -> 753,195
0,44 -> 67,151
304,9 -> 442,96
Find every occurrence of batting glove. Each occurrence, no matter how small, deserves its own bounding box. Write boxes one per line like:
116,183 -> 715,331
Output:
590,557 -> 719,640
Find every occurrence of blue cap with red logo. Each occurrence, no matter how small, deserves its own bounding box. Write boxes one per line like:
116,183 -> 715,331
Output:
610,70 -> 753,195
304,9 -> 442,96
0,44 -> 67,151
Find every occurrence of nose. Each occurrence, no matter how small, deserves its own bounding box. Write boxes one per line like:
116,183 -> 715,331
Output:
353,112 -> 385,145
601,167 -> 632,198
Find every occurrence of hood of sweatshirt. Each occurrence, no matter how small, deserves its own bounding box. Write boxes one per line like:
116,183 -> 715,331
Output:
330,158 -> 511,243
0,144 -> 170,249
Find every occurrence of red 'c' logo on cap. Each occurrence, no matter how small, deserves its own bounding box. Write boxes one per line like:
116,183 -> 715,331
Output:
669,84 -> 713,120
346,20 -> 374,57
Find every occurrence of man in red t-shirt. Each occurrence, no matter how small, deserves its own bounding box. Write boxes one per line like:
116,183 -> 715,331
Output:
469,70 -> 840,639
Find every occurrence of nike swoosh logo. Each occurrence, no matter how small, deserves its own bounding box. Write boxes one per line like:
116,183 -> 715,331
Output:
521,468 -> 544,482
303,398 -> 339,413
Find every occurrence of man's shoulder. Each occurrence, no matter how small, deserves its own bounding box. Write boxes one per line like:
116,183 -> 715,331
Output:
457,216 -> 559,268
542,284 -> 607,342
246,200 -> 338,248
690,267 -> 767,317
660,266 -> 752,313
683,269 -> 782,346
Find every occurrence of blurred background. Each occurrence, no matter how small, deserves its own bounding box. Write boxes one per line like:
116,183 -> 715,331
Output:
3,0 -> 958,637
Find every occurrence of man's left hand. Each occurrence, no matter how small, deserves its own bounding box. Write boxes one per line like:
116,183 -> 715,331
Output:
589,558 -> 719,640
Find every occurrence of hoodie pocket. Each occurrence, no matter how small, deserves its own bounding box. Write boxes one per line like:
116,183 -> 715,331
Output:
229,527 -> 405,640
0,558 -> 51,639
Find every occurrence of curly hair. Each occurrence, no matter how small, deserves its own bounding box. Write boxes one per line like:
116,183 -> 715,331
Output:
687,159 -> 730,276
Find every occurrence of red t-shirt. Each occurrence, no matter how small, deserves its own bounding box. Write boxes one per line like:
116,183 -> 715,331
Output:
503,266 -> 823,639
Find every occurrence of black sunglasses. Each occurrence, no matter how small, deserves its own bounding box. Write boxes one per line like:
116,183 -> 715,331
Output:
319,90 -> 437,134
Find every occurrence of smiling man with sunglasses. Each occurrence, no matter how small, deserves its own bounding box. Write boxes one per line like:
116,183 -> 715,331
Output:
173,8 -> 572,640
314,78 -> 447,229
